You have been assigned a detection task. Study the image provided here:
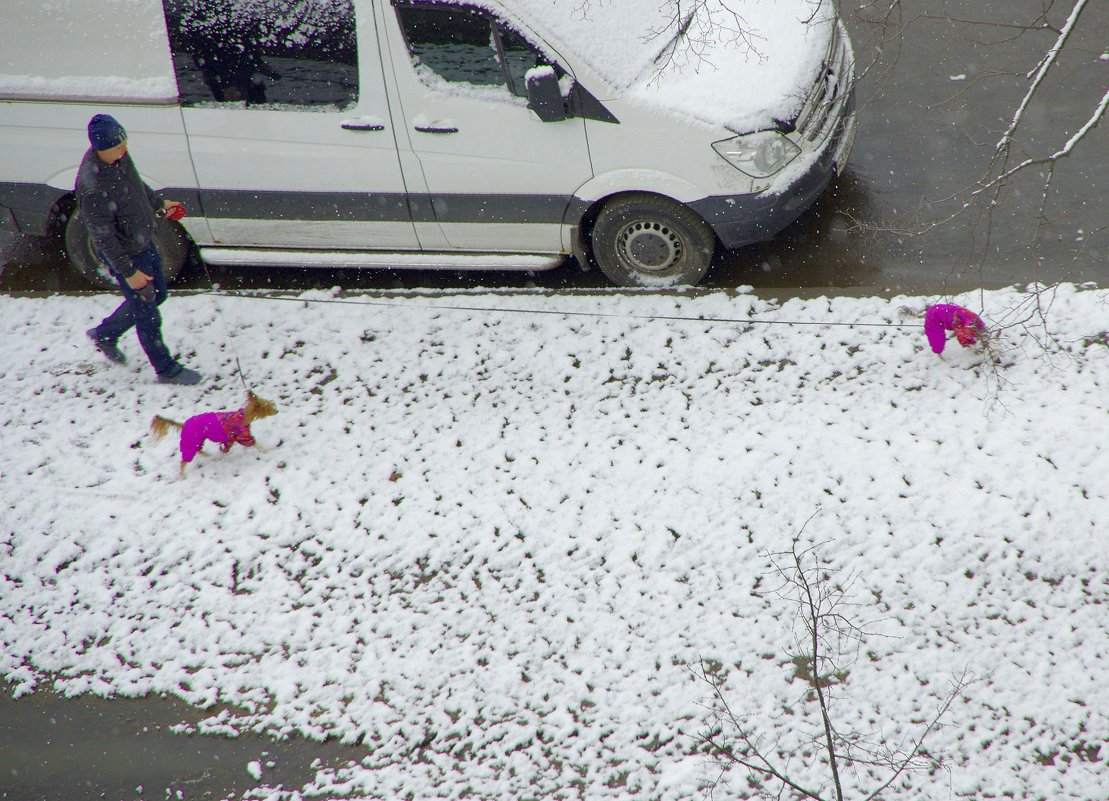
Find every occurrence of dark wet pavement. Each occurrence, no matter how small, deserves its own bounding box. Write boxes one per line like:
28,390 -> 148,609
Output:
0,683 -> 364,801
1,2 -> 1106,799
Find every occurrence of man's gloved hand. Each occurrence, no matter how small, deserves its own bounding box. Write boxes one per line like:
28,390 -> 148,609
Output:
137,282 -> 156,303
161,201 -> 187,222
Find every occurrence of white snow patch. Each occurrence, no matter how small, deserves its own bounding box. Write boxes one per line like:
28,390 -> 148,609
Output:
0,284 -> 1106,800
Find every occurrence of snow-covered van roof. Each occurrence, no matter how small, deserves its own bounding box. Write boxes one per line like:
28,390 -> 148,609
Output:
0,0 -> 178,103
500,0 -> 836,132
0,0 -> 834,130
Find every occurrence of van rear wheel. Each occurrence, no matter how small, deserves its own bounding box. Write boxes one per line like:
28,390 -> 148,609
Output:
64,208 -> 190,290
591,195 -> 715,287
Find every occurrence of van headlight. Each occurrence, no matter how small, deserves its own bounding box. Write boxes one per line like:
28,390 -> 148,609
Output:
713,131 -> 801,178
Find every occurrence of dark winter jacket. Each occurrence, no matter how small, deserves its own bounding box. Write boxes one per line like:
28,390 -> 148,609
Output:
74,149 -> 164,279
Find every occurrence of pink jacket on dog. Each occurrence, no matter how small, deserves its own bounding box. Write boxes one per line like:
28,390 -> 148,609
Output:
924,304 -> 985,354
179,409 -> 257,463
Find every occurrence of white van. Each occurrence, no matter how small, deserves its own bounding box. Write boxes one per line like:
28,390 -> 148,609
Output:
0,0 -> 856,288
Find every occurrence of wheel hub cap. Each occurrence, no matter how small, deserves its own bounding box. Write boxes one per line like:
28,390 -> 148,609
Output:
619,222 -> 681,272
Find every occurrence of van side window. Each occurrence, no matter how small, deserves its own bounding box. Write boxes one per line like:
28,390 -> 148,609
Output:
161,0 -> 358,109
394,2 -> 556,96
499,28 -> 547,98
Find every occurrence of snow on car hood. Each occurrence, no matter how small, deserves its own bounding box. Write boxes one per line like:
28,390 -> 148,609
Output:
506,0 -> 836,132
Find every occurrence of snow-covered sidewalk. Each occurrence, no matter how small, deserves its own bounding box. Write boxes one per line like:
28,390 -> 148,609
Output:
1,285 -> 1106,800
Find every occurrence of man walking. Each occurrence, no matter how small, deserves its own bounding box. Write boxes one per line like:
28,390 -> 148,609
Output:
80,113 -> 202,385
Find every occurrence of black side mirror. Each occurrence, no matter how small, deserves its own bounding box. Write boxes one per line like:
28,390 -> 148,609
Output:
526,66 -> 567,122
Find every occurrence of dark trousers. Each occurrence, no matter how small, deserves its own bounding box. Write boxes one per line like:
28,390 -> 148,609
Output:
91,244 -> 175,375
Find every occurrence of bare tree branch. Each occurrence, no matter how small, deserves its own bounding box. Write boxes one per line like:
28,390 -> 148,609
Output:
861,671 -> 976,801
696,523 -> 974,801
997,0 -> 1091,155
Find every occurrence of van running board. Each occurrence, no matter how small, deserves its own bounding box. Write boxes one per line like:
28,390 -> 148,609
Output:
198,248 -> 567,272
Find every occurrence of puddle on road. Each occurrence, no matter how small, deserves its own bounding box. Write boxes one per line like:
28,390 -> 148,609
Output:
0,682 -> 365,801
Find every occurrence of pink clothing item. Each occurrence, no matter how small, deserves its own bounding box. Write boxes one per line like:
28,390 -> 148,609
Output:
178,408 -> 256,463
923,304 -> 985,354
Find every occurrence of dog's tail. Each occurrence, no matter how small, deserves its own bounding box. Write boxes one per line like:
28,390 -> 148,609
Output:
898,305 -> 924,321
149,415 -> 182,442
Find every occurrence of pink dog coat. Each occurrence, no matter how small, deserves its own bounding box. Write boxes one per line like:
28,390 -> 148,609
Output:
178,408 -> 256,463
923,304 -> 985,354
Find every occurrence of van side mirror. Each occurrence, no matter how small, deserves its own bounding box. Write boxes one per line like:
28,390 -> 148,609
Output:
525,66 -> 567,123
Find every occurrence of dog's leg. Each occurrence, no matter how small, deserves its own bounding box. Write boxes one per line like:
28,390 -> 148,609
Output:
179,461 -> 188,479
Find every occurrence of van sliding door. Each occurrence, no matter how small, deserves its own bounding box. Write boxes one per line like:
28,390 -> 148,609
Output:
379,0 -> 593,253
162,0 -> 418,249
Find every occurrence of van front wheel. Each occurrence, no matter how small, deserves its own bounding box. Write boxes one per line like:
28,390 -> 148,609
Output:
591,195 -> 715,287
64,209 -> 190,290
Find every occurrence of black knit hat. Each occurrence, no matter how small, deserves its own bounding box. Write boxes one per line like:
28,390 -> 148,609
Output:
88,114 -> 126,151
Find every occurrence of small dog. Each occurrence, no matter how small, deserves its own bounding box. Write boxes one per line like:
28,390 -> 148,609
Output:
900,304 -> 991,356
150,391 -> 278,476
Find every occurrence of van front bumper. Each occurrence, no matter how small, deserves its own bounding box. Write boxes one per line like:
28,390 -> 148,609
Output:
692,92 -> 855,251
691,145 -> 838,251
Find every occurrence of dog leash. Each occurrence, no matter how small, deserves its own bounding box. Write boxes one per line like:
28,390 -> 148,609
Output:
197,257 -> 251,391
198,291 -> 919,330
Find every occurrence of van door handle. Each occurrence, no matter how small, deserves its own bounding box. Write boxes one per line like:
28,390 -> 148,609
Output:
341,122 -> 385,131
414,124 -> 459,134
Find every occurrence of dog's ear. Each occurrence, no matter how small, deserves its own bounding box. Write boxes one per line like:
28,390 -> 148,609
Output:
245,393 -> 278,420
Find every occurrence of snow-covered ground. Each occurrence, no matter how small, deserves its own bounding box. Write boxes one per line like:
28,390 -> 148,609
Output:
0,284 -> 1106,800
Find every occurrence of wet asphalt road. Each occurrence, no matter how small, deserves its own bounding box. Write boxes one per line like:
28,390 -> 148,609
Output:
1,2 -> 1106,800
3,2 -> 1106,298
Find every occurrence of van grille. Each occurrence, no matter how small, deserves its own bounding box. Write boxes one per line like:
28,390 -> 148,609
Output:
793,22 -> 848,142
